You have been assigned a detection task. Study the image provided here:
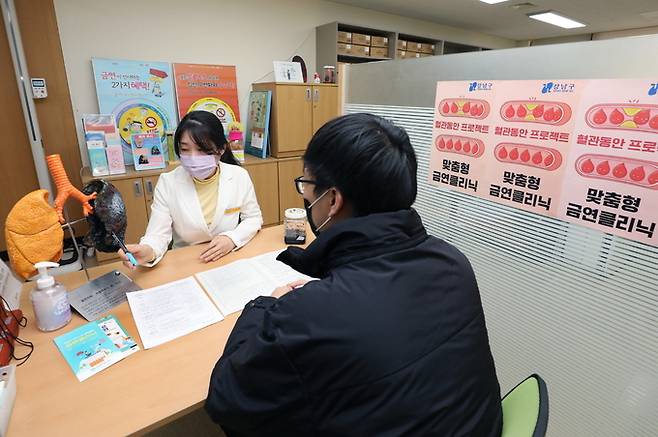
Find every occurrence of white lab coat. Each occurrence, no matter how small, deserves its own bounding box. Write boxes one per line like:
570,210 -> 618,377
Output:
139,162 -> 263,266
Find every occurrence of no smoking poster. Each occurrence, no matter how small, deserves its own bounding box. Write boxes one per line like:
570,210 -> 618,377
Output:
173,63 -> 240,131
431,79 -> 658,247
92,58 -> 177,163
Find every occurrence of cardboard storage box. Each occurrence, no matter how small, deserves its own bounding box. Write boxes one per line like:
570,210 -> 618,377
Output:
400,51 -> 421,59
351,44 -> 370,56
337,31 -> 352,44
419,43 -> 435,54
397,39 -> 407,50
370,36 -> 389,47
337,43 -> 352,55
370,46 -> 389,58
352,32 -> 371,45
338,43 -> 371,56
407,41 -> 423,52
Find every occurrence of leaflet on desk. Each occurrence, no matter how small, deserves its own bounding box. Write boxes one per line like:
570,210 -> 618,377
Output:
0,261 -> 22,310
195,250 -> 316,316
54,315 -> 139,382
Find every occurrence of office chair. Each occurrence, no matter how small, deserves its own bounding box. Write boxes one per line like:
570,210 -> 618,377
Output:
501,374 -> 549,437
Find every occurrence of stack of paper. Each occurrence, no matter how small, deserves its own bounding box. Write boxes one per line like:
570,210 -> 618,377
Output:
195,250 -> 313,316
126,277 -> 223,349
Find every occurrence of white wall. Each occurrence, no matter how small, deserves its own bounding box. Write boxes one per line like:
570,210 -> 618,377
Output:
517,25 -> 658,47
52,0 -> 515,165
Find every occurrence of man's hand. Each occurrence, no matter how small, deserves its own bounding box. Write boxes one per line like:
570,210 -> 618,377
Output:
200,236 -> 236,263
271,280 -> 308,298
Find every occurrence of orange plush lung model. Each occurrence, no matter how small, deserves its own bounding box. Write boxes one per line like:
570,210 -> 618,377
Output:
5,190 -> 64,279
46,154 -> 96,223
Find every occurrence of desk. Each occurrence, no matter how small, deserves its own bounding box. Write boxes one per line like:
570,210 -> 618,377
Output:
8,224 -> 306,436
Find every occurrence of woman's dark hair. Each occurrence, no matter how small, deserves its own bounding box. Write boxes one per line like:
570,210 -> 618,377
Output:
174,110 -> 239,165
303,113 -> 417,216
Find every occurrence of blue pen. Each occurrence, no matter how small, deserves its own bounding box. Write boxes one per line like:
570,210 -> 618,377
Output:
111,231 -> 138,267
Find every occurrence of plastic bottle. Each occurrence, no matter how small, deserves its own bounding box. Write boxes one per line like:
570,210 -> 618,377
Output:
30,262 -> 72,332
284,208 -> 307,245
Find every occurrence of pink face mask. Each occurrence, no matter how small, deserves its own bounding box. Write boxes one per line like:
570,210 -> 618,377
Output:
180,154 -> 218,180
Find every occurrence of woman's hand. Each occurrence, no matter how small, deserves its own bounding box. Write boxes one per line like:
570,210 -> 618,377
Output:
271,280 -> 308,299
200,235 -> 236,263
118,244 -> 155,270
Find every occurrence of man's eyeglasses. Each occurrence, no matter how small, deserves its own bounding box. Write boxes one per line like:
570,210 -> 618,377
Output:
294,176 -> 321,195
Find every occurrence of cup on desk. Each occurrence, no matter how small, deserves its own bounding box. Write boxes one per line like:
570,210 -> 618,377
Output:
284,208 -> 306,245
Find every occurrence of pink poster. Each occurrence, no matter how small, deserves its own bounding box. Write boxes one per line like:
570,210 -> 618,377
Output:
558,79 -> 657,245
430,81 -> 495,200
431,79 -> 658,248
482,80 -> 583,216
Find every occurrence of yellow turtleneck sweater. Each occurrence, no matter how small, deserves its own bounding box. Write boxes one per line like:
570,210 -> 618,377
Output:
193,167 -> 220,226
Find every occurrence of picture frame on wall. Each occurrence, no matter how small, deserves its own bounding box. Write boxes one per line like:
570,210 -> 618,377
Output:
273,61 -> 304,83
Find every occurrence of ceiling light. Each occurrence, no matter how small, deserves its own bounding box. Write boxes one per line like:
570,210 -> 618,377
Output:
528,11 -> 586,29
479,0 -> 508,4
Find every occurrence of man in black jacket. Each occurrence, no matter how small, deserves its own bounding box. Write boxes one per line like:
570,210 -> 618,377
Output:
206,113 -> 502,436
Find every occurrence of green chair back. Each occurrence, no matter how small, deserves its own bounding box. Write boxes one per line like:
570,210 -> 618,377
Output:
501,374 -> 549,437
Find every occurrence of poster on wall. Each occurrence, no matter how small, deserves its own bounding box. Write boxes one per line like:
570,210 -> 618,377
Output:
173,63 -> 240,131
484,80 -> 583,216
431,79 -> 658,248
430,81 -> 495,202
92,58 -> 177,163
558,79 -> 658,244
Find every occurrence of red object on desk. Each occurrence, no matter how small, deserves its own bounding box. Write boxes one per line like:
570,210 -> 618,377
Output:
0,307 -> 22,366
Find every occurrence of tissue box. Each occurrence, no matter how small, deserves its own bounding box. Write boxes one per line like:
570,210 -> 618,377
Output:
0,365 -> 16,437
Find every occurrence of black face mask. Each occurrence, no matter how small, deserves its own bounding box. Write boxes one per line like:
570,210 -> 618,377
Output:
304,189 -> 332,236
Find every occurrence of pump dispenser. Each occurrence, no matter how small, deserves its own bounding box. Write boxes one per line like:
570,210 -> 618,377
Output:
30,262 -> 71,331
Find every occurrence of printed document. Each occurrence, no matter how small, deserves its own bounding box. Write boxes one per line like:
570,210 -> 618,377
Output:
126,277 -> 223,349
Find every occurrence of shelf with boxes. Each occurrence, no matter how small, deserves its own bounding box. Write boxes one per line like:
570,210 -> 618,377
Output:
396,34 -> 439,60
317,22 -> 396,72
335,25 -> 394,62
316,21 -> 492,68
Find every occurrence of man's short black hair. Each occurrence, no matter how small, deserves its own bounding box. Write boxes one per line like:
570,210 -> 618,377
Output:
303,113 -> 417,216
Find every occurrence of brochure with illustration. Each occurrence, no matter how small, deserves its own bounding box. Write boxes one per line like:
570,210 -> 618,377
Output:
54,315 -> 139,382
244,90 -> 271,159
131,132 -> 165,171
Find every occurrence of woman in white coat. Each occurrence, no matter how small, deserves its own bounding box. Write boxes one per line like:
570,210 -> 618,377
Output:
119,111 -> 263,268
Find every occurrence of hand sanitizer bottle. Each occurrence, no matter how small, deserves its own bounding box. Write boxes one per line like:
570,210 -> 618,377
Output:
30,262 -> 72,332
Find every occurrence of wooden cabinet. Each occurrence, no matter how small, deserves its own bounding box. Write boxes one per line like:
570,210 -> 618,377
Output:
252,83 -> 339,158
244,156 -> 279,226
143,175 -> 160,220
277,157 -> 304,220
270,84 -> 312,155
312,86 -> 339,133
